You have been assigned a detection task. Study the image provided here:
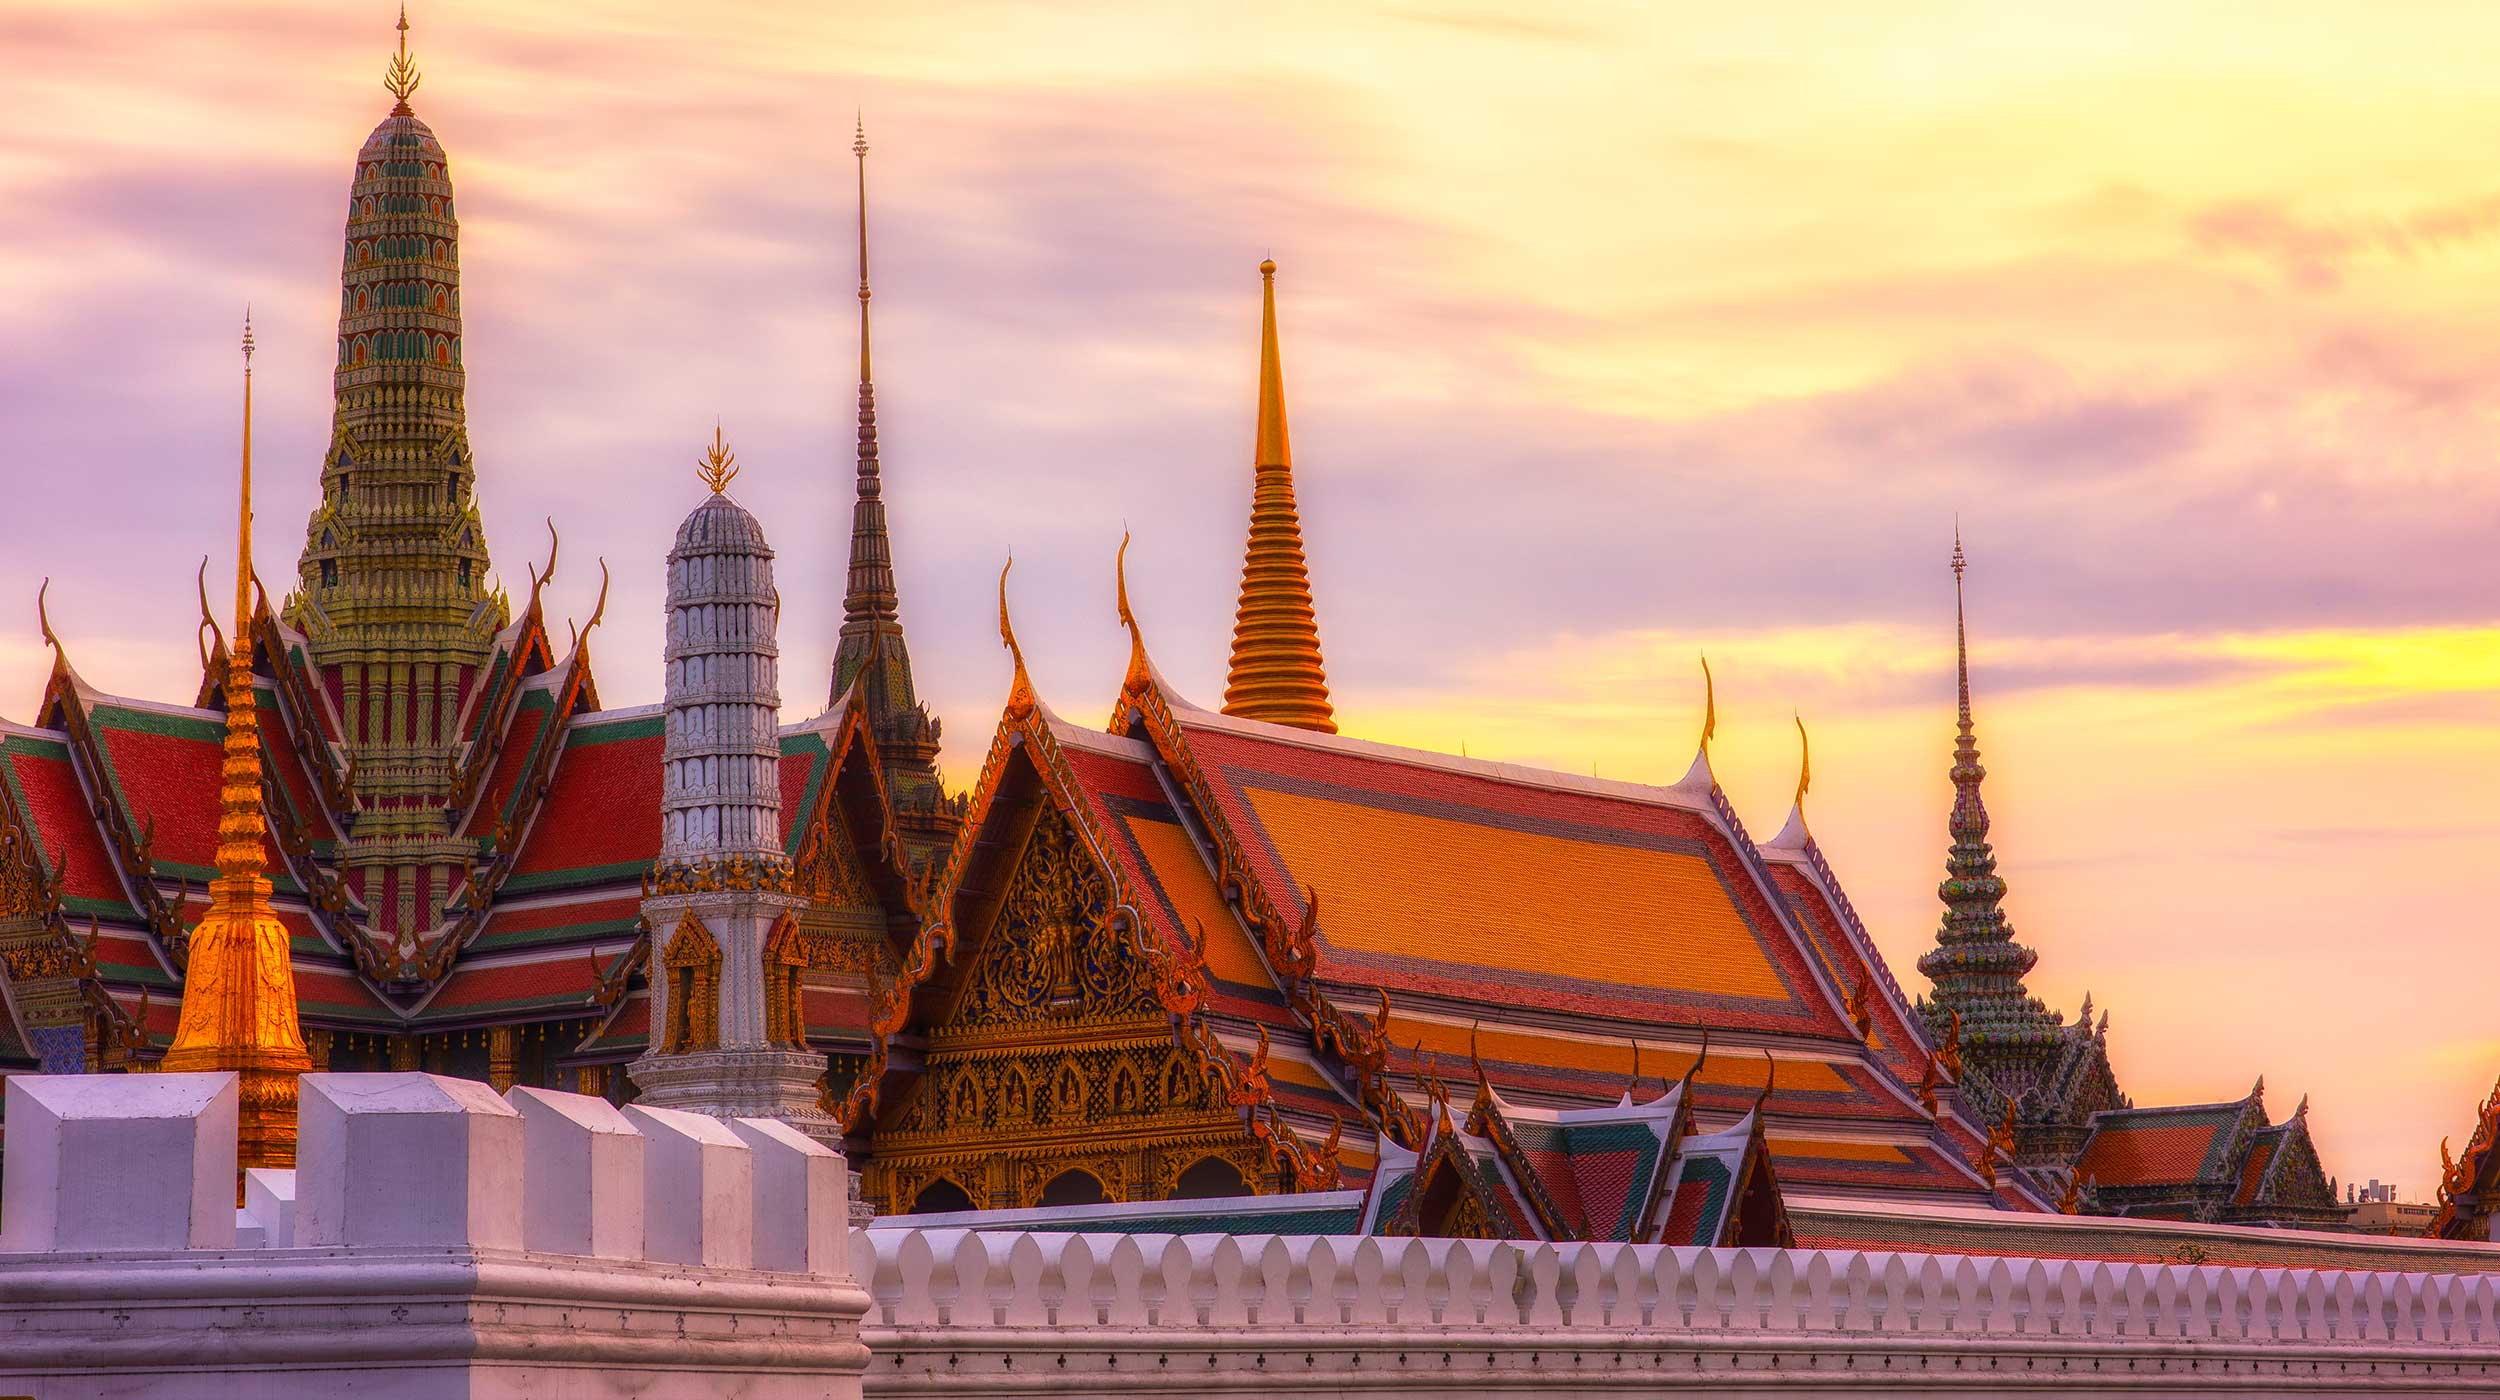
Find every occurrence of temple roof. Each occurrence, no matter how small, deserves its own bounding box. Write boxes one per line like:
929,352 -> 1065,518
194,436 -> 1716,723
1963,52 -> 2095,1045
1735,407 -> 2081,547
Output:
2075,1093 -> 2261,1189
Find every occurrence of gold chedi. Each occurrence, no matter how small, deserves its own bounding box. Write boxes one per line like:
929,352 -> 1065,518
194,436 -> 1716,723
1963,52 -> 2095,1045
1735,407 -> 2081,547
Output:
160,314 -> 313,1171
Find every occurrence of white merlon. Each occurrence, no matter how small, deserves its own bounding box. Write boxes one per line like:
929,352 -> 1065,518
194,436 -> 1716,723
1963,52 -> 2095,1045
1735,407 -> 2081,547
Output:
513,1084 -> 644,1260
239,1167 -> 297,1249
296,1071 -> 524,1250
732,1115 -> 848,1277
0,1071 -> 237,1253
627,1102 -> 755,1270
847,1227 -> 2500,1396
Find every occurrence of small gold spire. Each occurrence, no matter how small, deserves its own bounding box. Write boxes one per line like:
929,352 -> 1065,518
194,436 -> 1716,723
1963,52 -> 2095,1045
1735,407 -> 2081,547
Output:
162,311 -> 311,1177
384,5 -> 423,109
1223,258 -> 1335,732
697,422 -> 739,494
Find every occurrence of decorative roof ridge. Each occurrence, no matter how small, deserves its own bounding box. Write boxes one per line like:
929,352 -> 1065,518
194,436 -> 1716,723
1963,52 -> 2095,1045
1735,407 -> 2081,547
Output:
1175,702 -> 1727,815
781,690 -> 854,738
1792,832 -> 1930,1054
2090,1097 -> 2259,1122
1542,1079 -> 1687,1127
566,700 -> 666,727
63,690 -> 226,726
1047,714 -> 1159,762
0,716 -> 67,741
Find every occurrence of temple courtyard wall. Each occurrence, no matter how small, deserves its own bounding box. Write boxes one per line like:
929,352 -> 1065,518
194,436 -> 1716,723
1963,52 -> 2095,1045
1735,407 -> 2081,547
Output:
5,1073 -> 2500,1397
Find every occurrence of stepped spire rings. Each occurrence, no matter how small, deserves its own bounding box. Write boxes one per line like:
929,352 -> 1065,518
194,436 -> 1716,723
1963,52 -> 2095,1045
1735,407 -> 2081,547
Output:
697,423 -> 740,495
384,5 -> 422,108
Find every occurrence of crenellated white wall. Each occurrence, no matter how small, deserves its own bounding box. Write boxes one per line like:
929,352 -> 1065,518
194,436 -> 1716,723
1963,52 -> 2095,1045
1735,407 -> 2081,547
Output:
851,1226 -> 2500,1396
8,1071 -> 2499,1399
0,1072 -> 867,1400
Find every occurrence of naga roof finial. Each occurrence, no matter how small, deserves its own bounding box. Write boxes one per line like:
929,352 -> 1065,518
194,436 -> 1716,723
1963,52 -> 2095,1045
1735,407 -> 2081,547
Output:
384,5 -> 423,109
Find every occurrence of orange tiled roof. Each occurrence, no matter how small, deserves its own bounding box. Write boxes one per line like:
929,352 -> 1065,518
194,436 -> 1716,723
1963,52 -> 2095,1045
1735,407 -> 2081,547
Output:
2076,1107 -> 2239,1187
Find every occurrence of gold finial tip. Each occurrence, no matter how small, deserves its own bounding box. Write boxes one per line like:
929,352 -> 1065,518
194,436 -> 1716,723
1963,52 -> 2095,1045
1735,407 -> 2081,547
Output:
384,5 -> 422,105
697,422 -> 739,494
1259,258 -> 1277,277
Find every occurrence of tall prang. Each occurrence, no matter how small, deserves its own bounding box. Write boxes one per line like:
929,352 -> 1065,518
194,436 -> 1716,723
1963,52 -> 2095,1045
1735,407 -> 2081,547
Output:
282,11 -> 500,940
1917,531 -> 2060,1087
826,118 -> 954,866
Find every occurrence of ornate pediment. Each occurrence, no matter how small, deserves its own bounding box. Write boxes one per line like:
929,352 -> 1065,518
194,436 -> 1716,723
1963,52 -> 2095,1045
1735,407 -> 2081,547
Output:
948,806 -> 1158,1034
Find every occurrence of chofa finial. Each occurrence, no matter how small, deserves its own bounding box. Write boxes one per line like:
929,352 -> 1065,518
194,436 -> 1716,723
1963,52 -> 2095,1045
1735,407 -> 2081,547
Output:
1793,712 -> 1811,808
1699,654 -> 1717,753
697,422 -> 739,495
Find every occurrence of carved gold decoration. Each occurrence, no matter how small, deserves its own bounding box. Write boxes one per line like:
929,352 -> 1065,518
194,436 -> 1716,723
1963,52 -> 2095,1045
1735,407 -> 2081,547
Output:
955,808 -> 1151,1028
696,423 -> 740,495
658,910 -> 721,1053
796,815 -> 874,907
651,852 -> 794,897
763,912 -> 808,1048
382,5 -> 422,107
863,802 -> 1281,1212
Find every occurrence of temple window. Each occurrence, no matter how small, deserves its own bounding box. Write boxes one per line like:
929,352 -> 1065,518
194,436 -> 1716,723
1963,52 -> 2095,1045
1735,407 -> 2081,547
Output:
457,559 -> 470,588
322,559 -> 338,588
660,912 -> 722,1054
1037,1169 -> 1109,1208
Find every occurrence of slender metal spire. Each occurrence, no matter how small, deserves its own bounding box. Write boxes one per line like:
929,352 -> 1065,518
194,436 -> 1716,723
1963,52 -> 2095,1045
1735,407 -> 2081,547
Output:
1223,258 -> 1336,732
1918,527 -> 2056,1069
830,115 -> 913,712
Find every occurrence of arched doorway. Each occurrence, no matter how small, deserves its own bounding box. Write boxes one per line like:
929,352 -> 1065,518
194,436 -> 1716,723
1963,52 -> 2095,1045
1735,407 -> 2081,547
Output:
1037,1168 -> 1109,1208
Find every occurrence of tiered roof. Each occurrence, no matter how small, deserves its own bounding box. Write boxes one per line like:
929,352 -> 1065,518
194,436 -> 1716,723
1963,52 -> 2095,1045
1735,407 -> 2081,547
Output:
2072,1081 -> 2341,1227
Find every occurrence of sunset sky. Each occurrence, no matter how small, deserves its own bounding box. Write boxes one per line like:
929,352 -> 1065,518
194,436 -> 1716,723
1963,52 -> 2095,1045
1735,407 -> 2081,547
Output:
4,0 -> 2497,1193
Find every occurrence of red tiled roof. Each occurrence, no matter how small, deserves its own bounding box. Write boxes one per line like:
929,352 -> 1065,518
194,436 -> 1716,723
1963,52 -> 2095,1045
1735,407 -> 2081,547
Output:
2234,1133 -> 2280,1205
2,732 -> 125,908
505,718 -> 662,888
2077,1116 -> 2229,1187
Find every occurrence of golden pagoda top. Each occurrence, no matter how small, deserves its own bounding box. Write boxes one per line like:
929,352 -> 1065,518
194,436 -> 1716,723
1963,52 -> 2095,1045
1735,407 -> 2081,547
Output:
1221,258 -> 1335,733
384,5 -> 423,109
698,423 -> 740,494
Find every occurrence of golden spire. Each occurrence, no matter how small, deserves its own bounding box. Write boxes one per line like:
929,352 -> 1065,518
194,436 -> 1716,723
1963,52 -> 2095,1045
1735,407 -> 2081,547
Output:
698,422 -> 739,494
162,312 -> 312,1175
384,5 -> 423,110
1222,258 -> 1335,732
